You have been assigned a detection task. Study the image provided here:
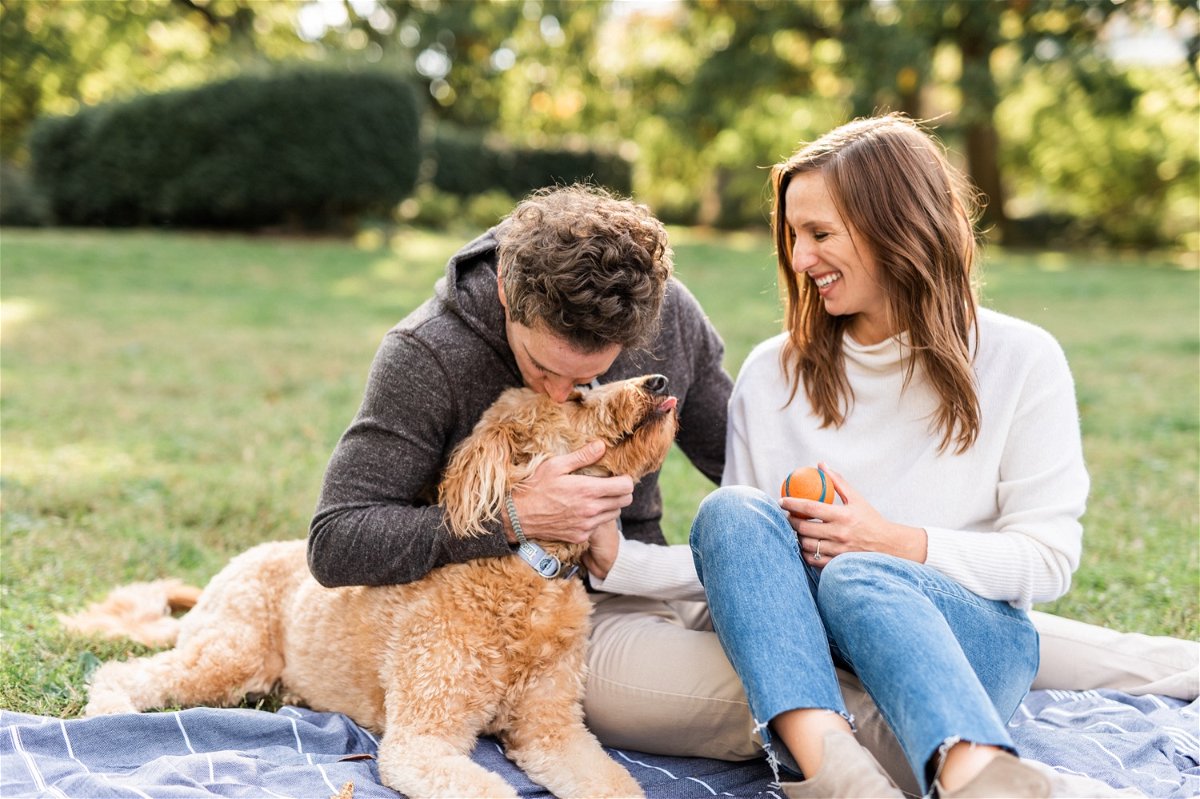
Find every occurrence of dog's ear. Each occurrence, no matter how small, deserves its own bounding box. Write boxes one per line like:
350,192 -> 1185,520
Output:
439,419 -> 519,539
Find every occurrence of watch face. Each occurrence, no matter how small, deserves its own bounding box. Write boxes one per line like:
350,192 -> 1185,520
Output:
537,556 -> 560,577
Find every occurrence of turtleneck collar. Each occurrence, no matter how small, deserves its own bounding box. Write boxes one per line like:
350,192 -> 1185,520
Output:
843,330 -> 910,373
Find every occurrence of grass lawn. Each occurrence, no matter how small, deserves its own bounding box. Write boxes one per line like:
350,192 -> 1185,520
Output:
2,226 -> 1197,718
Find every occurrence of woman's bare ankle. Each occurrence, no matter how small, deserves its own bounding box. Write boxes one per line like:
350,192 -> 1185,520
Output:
773,708 -> 854,777
935,741 -> 1003,793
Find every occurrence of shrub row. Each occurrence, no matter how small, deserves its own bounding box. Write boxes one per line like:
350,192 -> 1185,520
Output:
30,70 -> 422,228
23,71 -> 633,230
0,162 -> 48,226
428,126 -> 632,199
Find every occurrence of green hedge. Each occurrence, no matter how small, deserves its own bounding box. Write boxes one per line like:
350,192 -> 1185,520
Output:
428,126 -> 632,199
0,161 -> 49,226
30,70 -> 421,228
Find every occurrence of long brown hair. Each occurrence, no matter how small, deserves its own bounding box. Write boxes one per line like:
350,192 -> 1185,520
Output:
773,114 -> 983,453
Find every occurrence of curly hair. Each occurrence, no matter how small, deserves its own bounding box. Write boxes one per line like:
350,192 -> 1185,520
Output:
772,114 -> 984,453
497,184 -> 673,353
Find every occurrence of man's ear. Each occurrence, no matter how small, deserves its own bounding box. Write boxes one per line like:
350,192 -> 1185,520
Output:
496,269 -> 507,309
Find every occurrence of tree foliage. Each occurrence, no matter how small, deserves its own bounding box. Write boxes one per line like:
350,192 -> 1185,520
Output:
2,0 -> 1196,246
0,0 -> 315,161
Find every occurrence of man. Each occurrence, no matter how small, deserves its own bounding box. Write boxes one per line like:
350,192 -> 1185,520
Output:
308,184 -> 758,761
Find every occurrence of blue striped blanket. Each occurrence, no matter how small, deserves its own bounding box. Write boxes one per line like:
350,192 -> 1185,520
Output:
2,689 -> 1196,798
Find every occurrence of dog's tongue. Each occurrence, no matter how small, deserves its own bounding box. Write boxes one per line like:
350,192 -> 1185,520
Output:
657,397 -> 678,412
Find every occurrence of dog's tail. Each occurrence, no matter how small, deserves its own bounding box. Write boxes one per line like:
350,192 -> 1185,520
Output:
59,579 -> 203,648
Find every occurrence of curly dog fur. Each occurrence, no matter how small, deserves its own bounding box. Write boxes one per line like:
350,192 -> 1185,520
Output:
62,374 -> 680,798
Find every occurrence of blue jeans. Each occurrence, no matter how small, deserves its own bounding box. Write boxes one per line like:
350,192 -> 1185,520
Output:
689,486 -> 1039,793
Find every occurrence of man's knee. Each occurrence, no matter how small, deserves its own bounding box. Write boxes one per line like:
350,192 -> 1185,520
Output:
584,604 -> 759,760
583,672 -> 759,760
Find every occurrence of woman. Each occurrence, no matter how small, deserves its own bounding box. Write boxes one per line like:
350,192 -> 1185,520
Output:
689,114 -> 1088,798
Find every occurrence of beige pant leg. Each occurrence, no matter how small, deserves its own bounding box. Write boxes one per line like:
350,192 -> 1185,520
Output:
583,594 -> 754,760
1031,610 -> 1199,700
583,594 -> 919,796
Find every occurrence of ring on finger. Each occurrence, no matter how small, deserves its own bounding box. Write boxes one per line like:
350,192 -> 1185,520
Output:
813,539 -> 823,561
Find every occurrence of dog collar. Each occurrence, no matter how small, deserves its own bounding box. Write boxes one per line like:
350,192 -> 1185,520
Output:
505,493 -> 579,580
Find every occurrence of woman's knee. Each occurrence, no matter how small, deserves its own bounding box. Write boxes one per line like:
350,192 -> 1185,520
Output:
690,486 -> 796,577
690,485 -> 788,549
817,552 -> 918,612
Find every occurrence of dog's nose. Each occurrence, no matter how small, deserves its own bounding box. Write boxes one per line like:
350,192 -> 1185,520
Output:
644,375 -> 669,395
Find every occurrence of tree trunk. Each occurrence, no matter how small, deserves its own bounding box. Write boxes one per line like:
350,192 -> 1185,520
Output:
964,121 -> 1007,240
956,2 -> 1010,241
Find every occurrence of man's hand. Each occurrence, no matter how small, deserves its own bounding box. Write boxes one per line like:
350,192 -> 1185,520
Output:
505,441 -> 634,545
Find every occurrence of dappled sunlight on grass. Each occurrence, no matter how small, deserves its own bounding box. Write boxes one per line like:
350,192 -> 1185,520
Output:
330,254 -> 442,304
985,245 -> 1199,272
354,228 -> 386,251
388,227 -> 475,261
0,297 -> 42,341
668,225 -> 771,252
1033,251 -> 1070,271
331,228 -> 466,303
4,442 -> 139,485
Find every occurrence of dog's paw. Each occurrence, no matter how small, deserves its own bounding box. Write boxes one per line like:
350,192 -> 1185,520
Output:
82,692 -> 138,717
378,742 -> 519,799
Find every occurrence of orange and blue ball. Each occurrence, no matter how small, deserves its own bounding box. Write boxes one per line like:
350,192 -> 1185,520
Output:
780,466 -> 834,503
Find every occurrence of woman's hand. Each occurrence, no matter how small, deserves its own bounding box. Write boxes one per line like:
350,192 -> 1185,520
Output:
581,519 -> 622,580
781,462 -> 928,567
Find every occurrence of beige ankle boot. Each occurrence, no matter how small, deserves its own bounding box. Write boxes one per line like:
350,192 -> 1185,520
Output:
937,752 -> 1050,798
780,731 -> 904,798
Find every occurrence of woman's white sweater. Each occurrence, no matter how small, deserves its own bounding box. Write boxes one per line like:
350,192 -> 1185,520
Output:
592,308 -> 1088,610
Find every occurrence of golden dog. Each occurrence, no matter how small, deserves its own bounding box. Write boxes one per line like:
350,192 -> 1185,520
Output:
63,374 -> 680,798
